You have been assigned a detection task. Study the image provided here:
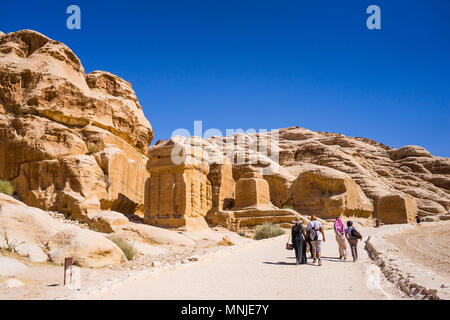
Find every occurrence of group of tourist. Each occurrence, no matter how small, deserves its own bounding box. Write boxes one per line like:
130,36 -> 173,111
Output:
290,215 -> 362,266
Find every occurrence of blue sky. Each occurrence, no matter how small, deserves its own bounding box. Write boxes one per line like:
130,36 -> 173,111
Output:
1,0 -> 449,156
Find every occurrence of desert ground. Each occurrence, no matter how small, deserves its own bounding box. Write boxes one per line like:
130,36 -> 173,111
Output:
1,222 -> 449,300
387,223 -> 450,278
82,227 -> 400,300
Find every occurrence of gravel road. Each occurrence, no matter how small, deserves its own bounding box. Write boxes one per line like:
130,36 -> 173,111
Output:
89,229 -> 397,300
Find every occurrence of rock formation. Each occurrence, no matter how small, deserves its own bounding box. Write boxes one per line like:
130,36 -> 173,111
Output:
207,158 -> 235,212
377,194 -> 418,224
235,172 -> 271,209
143,137 -> 212,230
1,29 -> 449,233
206,171 -> 300,229
0,30 -> 152,223
292,166 -> 373,218
0,193 -> 125,267
206,128 -> 450,221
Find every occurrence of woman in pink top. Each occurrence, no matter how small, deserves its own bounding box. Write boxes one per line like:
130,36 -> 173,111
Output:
334,218 -> 347,260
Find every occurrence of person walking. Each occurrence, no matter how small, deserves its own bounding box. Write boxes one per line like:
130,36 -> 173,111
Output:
306,215 -> 326,266
291,220 -> 307,265
345,221 -> 362,262
375,218 -> 381,228
334,217 -> 347,260
415,215 -> 421,224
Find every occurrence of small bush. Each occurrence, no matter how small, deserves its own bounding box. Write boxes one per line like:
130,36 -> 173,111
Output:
107,235 -> 137,261
282,204 -> 294,210
238,231 -> 245,237
2,231 -> 24,253
0,180 -> 14,196
254,223 -> 285,240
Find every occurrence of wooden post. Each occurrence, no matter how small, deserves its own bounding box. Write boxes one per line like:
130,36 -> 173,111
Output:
64,257 -> 73,286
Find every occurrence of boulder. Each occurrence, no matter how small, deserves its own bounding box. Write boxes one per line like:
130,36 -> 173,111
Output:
292,166 -> 373,218
0,257 -> 28,276
0,193 -> 125,267
88,211 -> 130,233
14,243 -> 48,262
47,228 -> 125,267
0,279 -> 25,288
118,222 -> 196,246
377,194 -> 418,224
390,145 -> 431,160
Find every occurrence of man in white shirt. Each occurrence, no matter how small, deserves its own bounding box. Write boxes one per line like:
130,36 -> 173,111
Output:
306,215 -> 326,266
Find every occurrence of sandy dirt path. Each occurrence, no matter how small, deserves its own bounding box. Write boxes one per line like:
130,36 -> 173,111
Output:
87,229 -> 398,300
386,223 -> 450,279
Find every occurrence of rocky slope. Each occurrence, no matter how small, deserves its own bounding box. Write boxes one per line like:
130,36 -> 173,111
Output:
205,128 -> 450,220
0,30 -> 153,222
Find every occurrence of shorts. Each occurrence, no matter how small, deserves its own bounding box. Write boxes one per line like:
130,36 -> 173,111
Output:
311,240 -> 322,253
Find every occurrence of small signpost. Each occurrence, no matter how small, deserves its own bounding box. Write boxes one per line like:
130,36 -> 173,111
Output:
64,257 -> 73,286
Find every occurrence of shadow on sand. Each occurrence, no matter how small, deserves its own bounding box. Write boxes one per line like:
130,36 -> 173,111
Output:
264,255 -> 351,266
263,261 -> 320,266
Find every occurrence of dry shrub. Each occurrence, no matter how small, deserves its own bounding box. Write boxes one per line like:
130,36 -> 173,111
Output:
254,223 -> 285,240
107,234 -> 137,261
0,180 -> 14,196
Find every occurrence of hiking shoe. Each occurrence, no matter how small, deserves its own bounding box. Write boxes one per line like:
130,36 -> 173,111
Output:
296,261 -> 299,266
344,254 -> 347,260
312,259 -> 317,264
318,260 -> 322,266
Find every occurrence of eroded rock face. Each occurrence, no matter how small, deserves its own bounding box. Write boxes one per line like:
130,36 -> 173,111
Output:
207,158 -> 235,212
207,170 -> 300,229
292,166 -> 374,218
0,193 -> 125,267
206,127 -> 450,220
235,172 -> 271,209
0,30 -> 152,222
144,137 -> 212,230
0,30 -> 152,152
389,145 -> 431,161
377,194 -> 418,224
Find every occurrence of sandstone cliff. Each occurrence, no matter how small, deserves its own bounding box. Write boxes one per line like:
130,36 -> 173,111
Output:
0,30 -> 153,222
206,128 -> 450,222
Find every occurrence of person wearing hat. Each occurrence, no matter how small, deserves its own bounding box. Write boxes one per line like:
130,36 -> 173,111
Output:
291,219 -> 307,265
306,215 -> 326,266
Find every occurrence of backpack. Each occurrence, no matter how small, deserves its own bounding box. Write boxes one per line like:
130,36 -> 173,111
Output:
350,227 -> 362,239
309,222 -> 319,241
